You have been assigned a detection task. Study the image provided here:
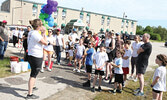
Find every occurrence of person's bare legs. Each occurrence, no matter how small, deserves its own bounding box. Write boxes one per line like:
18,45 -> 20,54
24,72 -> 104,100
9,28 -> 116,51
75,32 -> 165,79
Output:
78,59 -> 82,70
88,73 -> 91,80
99,75 -> 102,87
74,59 -> 77,69
28,77 -> 36,95
105,63 -> 109,79
138,73 -> 144,92
48,53 -> 52,69
41,53 -> 46,71
93,75 -> 98,87
119,83 -> 122,90
158,92 -> 163,100
152,91 -> 159,100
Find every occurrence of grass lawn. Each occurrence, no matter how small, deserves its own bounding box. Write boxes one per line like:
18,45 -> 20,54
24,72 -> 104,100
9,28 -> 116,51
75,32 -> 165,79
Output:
0,57 -> 30,78
94,66 -> 167,100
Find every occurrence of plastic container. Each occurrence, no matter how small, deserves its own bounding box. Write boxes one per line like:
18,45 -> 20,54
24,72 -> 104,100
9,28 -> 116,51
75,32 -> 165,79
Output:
19,62 -> 28,72
10,56 -> 19,62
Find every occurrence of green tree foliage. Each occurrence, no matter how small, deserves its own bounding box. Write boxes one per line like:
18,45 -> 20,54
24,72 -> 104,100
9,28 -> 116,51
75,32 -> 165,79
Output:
136,25 -> 167,41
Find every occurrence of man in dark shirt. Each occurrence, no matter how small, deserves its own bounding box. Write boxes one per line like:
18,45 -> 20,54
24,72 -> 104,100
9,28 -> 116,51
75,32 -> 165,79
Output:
135,33 -> 152,96
0,20 -> 9,60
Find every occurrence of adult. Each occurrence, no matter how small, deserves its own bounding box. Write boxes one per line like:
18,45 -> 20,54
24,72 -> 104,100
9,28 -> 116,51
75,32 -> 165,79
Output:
41,29 -> 55,72
68,28 -> 78,43
0,20 -> 9,60
54,28 -> 65,65
26,19 -> 48,99
115,33 -> 124,51
12,27 -> 19,47
129,35 -> 142,82
18,28 -> 24,48
104,32 -> 115,80
134,33 -> 152,96
93,33 -> 99,51
81,30 -> 87,40
83,31 -> 92,48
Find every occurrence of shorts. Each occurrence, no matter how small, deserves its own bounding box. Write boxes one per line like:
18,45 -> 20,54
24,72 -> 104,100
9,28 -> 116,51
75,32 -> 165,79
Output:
75,54 -> 82,59
136,63 -> 147,74
122,67 -> 129,75
28,55 -> 43,78
86,65 -> 92,73
152,89 -> 162,93
95,70 -> 104,76
114,74 -> 123,83
43,49 -> 53,55
69,56 -> 73,61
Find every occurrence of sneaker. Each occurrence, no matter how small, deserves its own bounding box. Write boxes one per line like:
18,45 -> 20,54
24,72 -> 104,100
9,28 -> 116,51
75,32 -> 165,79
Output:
91,87 -> 95,92
134,88 -> 140,92
33,87 -> 38,91
57,63 -> 60,65
117,89 -> 122,93
113,88 -> 116,94
129,76 -> 133,80
25,94 -> 39,99
134,91 -> 144,96
98,86 -> 102,92
122,82 -> 125,87
73,68 -> 76,71
83,81 -> 90,87
133,78 -> 138,82
40,69 -> 44,73
47,67 -> 51,72
77,69 -> 80,73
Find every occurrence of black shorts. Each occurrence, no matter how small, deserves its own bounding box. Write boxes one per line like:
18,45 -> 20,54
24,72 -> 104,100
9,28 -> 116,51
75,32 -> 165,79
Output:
152,89 -> 162,93
95,70 -> 104,76
86,65 -> 92,73
136,63 -> 147,74
28,55 -> 43,78
114,74 -> 123,83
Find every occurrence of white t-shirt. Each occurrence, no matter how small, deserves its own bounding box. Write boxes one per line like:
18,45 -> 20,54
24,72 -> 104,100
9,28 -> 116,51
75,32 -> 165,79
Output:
19,31 -> 24,38
131,42 -> 142,57
28,30 -> 43,58
44,36 -> 55,51
69,33 -> 78,43
153,66 -> 166,92
68,49 -> 73,57
13,30 -> 19,37
76,45 -> 85,56
93,51 -> 108,71
122,49 -> 132,68
114,58 -> 123,74
105,38 -> 111,47
54,34 -> 63,46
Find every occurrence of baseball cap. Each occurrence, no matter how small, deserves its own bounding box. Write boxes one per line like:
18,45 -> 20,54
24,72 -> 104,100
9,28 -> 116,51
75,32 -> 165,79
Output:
73,28 -> 77,32
57,28 -> 61,31
116,33 -> 120,35
2,20 -> 7,23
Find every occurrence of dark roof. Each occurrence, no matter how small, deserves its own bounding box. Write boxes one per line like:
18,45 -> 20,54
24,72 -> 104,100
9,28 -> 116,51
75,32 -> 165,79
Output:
16,0 -> 137,22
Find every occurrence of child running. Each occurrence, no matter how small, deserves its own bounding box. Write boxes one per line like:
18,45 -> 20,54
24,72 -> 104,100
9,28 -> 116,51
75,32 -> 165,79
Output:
91,43 -> 108,92
83,41 -> 96,87
151,54 -> 167,100
122,40 -> 131,87
73,39 -> 85,73
110,50 -> 125,94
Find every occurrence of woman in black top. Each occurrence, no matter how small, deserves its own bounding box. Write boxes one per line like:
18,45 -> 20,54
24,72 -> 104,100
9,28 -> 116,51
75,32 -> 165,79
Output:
84,31 -> 92,48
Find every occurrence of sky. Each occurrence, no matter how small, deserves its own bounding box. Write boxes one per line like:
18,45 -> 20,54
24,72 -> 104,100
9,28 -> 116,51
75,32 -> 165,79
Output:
0,0 -> 167,28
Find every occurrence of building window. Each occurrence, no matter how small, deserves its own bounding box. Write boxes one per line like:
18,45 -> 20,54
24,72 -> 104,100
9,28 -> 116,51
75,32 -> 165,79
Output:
62,9 -> 66,20
107,17 -> 110,26
86,13 -> 90,24
80,12 -> 84,20
121,19 -> 124,28
131,21 -> 134,28
54,11 -> 58,19
126,20 -> 129,28
101,16 -> 105,25
32,4 -> 37,16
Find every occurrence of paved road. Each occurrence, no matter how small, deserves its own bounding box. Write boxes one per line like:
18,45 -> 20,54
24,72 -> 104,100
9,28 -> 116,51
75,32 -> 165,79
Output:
0,41 -> 166,100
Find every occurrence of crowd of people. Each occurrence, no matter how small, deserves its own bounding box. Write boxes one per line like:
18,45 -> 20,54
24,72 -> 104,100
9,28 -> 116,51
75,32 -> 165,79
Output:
0,19 -> 166,100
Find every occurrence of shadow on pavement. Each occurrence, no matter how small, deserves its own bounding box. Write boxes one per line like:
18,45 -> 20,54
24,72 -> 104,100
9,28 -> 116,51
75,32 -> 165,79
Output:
0,83 -> 27,99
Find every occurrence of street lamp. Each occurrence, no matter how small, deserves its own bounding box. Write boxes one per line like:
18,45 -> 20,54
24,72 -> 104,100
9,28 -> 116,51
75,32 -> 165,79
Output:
122,12 -> 127,33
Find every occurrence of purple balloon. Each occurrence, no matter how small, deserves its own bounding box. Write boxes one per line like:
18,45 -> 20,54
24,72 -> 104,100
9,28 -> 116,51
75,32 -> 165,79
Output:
52,6 -> 57,12
47,0 -> 58,7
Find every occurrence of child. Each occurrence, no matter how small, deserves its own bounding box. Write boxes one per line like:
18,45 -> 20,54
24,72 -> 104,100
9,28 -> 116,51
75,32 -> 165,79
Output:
122,40 -> 131,87
151,54 -> 167,100
68,46 -> 74,66
110,50 -> 125,94
65,41 -> 70,60
73,39 -> 85,73
83,42 -> 96,87
91,43 -> 108,92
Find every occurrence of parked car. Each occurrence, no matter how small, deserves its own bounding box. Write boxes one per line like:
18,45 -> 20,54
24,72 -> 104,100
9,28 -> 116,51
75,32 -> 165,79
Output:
129,35 -> 135,40
165,41 -> 167,47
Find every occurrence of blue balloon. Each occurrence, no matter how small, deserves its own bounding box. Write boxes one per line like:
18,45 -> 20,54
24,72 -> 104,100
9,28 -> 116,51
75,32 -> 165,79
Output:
48,21 -> 54,27
40,9 -> 45,13
41,4 -> 46,9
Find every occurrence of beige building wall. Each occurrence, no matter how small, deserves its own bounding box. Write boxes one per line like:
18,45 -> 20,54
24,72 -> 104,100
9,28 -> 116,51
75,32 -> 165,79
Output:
0,0 -> 137,34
